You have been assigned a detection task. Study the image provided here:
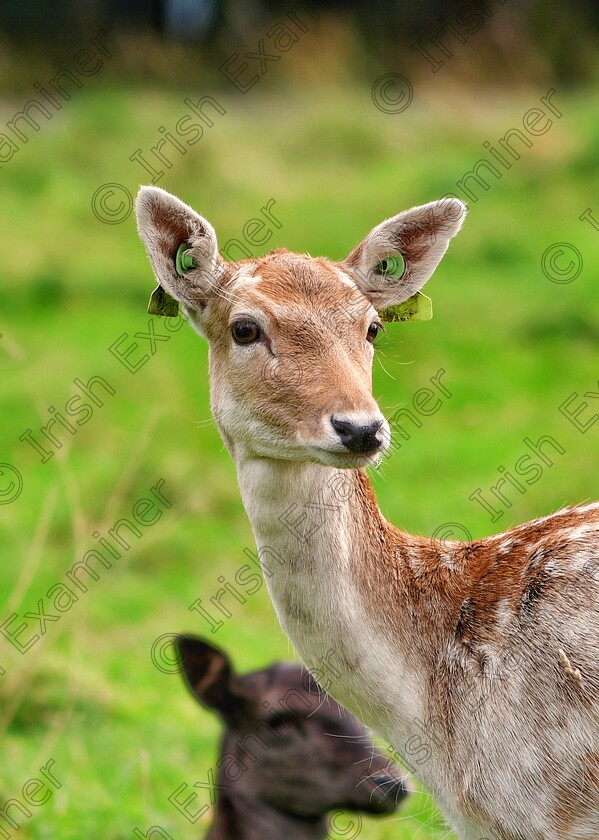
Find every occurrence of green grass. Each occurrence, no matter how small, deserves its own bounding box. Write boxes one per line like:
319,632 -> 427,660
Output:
0,80 -> 598,838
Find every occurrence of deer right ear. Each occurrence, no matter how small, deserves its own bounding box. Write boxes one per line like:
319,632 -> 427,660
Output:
135,187 -> 223,317
176,635 -> 248,721
343,198 -> 467,312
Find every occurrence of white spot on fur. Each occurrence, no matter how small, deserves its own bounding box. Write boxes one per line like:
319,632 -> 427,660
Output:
559,648 -> 583,682
332,266 -> 359,290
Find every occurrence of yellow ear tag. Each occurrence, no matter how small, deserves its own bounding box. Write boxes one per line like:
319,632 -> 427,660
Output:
380,292 -> 433,323
148,285 -> 179,317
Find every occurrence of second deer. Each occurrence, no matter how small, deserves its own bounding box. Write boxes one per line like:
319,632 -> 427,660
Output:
176,635 -> 407,839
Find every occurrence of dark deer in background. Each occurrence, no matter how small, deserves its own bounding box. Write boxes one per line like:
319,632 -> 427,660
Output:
176,636 -> 408,840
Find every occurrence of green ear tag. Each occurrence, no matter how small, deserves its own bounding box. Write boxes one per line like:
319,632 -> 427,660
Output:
148,284 -> 179,317
147,242 -> 197,316
175,243 -> 197,276
380,292 -> 433,323
376,254 -> 406,280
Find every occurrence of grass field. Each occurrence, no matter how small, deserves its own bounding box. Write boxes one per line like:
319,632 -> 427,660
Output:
0,79 -> 598,838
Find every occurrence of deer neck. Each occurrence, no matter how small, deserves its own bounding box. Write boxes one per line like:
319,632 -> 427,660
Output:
207,789 -> 323,840
234,453 -> 432,747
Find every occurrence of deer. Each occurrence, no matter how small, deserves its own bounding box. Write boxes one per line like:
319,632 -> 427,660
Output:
175,635 -> 408,839
136,186 -> 599,840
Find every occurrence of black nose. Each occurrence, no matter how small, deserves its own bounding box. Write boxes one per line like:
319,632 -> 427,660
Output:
370,775 -> 408,799
368,775 -> 408,810
330,417 -> 384,454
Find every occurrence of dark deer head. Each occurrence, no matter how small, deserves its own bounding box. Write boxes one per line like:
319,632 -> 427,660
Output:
176,635 -> 408,840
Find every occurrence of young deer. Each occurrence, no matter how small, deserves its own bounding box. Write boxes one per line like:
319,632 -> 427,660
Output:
176,635 -> 407,839
137,187 -> 599,840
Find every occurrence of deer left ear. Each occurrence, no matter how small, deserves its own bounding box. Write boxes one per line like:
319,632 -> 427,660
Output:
135,186 -> 223,321
342,199 -> 467,311
176,635 -> 250,722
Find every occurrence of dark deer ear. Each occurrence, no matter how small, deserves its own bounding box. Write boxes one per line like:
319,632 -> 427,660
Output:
176,635 -> 248,720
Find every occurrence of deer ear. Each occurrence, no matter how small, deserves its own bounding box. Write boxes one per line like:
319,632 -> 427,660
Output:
343,198 -> 467,311
176,635 -> 248,720
135,186 -> 223,315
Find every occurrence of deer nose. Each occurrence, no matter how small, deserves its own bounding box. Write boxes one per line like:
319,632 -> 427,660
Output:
368,775 -> 408,811
371,775 -> 408,800
330,416 -> 384,454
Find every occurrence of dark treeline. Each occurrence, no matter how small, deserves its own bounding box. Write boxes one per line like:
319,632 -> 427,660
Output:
1,0 -> 597,84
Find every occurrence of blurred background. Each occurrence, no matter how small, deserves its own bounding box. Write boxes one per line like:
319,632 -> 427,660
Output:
0,1 -> 598,837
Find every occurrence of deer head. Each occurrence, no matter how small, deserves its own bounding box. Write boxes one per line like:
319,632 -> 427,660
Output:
176,635 -> 407,831
136,187 -> 466,468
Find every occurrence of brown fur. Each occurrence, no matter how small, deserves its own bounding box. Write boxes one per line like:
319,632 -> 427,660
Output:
136,187 -> 599,839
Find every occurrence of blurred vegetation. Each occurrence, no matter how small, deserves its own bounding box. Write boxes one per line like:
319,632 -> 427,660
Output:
0,3 -> 598,837
1,0 -> 599,92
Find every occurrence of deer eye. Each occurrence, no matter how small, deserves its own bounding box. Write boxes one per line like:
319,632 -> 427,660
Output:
232,320 -> 261,345
366,321 -> 383,343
